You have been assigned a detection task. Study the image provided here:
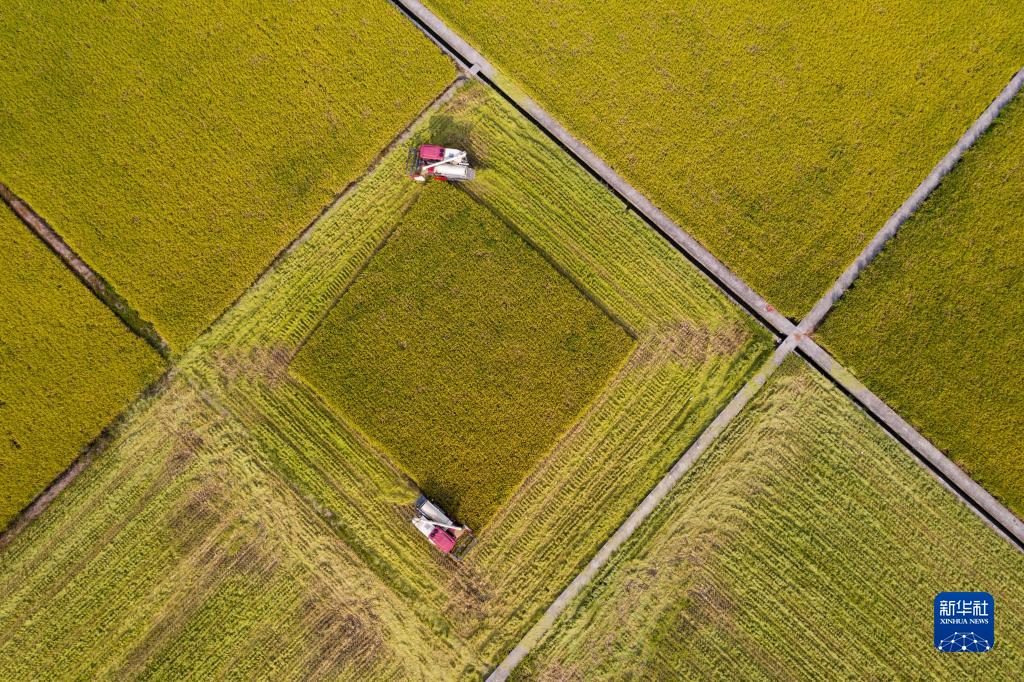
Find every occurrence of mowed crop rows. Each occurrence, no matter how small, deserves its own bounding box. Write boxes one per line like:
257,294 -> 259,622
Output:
294,186 -> 633,529
0,80 -> 773,677
0,380 -> 465,679
0,0 -> 453,349
0,204 -> 163,529
517,358 -> 1024,679
819,95 -> 1024,518
423,0 -> 1024,317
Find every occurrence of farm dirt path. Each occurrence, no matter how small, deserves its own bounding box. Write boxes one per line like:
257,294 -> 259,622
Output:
797,66 -> 1024,333
384,2 -> 1024,677
0,181 -> 171,358
389,0 -> 794,338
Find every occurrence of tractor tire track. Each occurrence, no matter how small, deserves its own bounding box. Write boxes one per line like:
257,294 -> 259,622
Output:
0,182 -> 171,359
385,2 -> 1024,678
388,0 -> 794,340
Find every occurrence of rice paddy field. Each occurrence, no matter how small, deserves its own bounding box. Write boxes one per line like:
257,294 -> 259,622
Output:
294,186 -> 633,528
818,96 -> 1024,519
0,0 -> 453,349
422,0 -> 1024,317
516,357 -> 1024,679
0,204 -> 164,530
0,81 -> 773,677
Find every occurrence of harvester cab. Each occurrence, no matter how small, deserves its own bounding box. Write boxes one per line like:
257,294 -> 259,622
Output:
408,144 -> 475,183
411,495 -> 473,558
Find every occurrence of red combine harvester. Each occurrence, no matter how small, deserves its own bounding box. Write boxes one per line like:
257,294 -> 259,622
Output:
408,144 -> 475,182
412,495 -> 473,557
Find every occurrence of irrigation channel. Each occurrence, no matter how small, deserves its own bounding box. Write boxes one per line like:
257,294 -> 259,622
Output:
383,1 -> 1024,677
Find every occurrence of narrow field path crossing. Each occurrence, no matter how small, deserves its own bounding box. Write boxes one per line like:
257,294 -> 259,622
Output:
488,337 -> 798,680
0,182 -> 171,358
385,3 -> 1024,677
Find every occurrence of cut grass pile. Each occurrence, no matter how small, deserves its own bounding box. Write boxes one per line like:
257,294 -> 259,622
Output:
0,81 -> 772,677
517,357 -> 1024,679
423,0 -> 1024,316
294,186 -> 632,528
0,0 -> 454,349
0,205 -> 163,529
818,95 -> 1024,518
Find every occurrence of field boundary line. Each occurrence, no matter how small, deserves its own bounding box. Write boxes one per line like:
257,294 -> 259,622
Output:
187,77 -> 468,349
387,4 -> 1024,676
388,0 -> 794,339
0,369 -> 174,550
798,66 -> 1024,333
0,182 -> 171,359
486,338 -> 798,681
797,338 -> 1024,549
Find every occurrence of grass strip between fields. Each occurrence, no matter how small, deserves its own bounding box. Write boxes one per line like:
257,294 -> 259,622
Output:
0,203 -> 164,530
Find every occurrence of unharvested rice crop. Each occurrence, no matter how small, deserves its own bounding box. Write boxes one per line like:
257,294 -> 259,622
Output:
294,186 -> 632,528
0,204 -> 164,529
423,0 -> 1024,317
0,81 -> 772,677
517,357 -> 1024,679
818,95 -> 1024,518
0,0 -> 454,349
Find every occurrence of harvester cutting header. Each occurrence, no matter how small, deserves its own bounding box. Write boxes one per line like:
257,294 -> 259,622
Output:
408,144 -> 475,182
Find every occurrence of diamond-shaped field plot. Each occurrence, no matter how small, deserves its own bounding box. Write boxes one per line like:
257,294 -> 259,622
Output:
293,185 -> 633,528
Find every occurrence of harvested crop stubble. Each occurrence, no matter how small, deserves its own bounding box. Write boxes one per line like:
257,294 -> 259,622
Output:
423,0 -> 1024,317
0,204 -> 163,529
0,0 -> 454,349
819,95 -> 1024,518
517,358 -> 1024,679
293,185 -> 633,528
0,81 -> 772,677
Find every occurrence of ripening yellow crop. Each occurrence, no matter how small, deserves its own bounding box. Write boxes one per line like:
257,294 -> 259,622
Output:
424,0 -> 1024,318
518,359 -> 1024,679
0,0 -> 454,350
0,205 -> 164,528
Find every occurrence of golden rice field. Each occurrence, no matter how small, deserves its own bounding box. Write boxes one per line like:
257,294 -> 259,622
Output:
819,95 -> 1024,518
0,81 -> 773,677
0,0 -> 453,349
423,0 -> 1024,317
0,204 -> 164,530
294,186 -> 633,529
516,358 -> 1024,679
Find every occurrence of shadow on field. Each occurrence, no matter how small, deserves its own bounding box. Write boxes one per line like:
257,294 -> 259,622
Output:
421,114 -> 484,169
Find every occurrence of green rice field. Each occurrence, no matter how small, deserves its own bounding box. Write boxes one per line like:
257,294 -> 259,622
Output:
0,0 -> 454,349
0,204 -> 164,530
818,95 -> 1024,518
517,358 -> 1024,679
0,81 -> 772,677
423,0 -> 1024,317
294,186 -> 632,528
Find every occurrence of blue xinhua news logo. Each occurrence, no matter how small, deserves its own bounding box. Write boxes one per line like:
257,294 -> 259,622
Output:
934,592 -> 994,652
